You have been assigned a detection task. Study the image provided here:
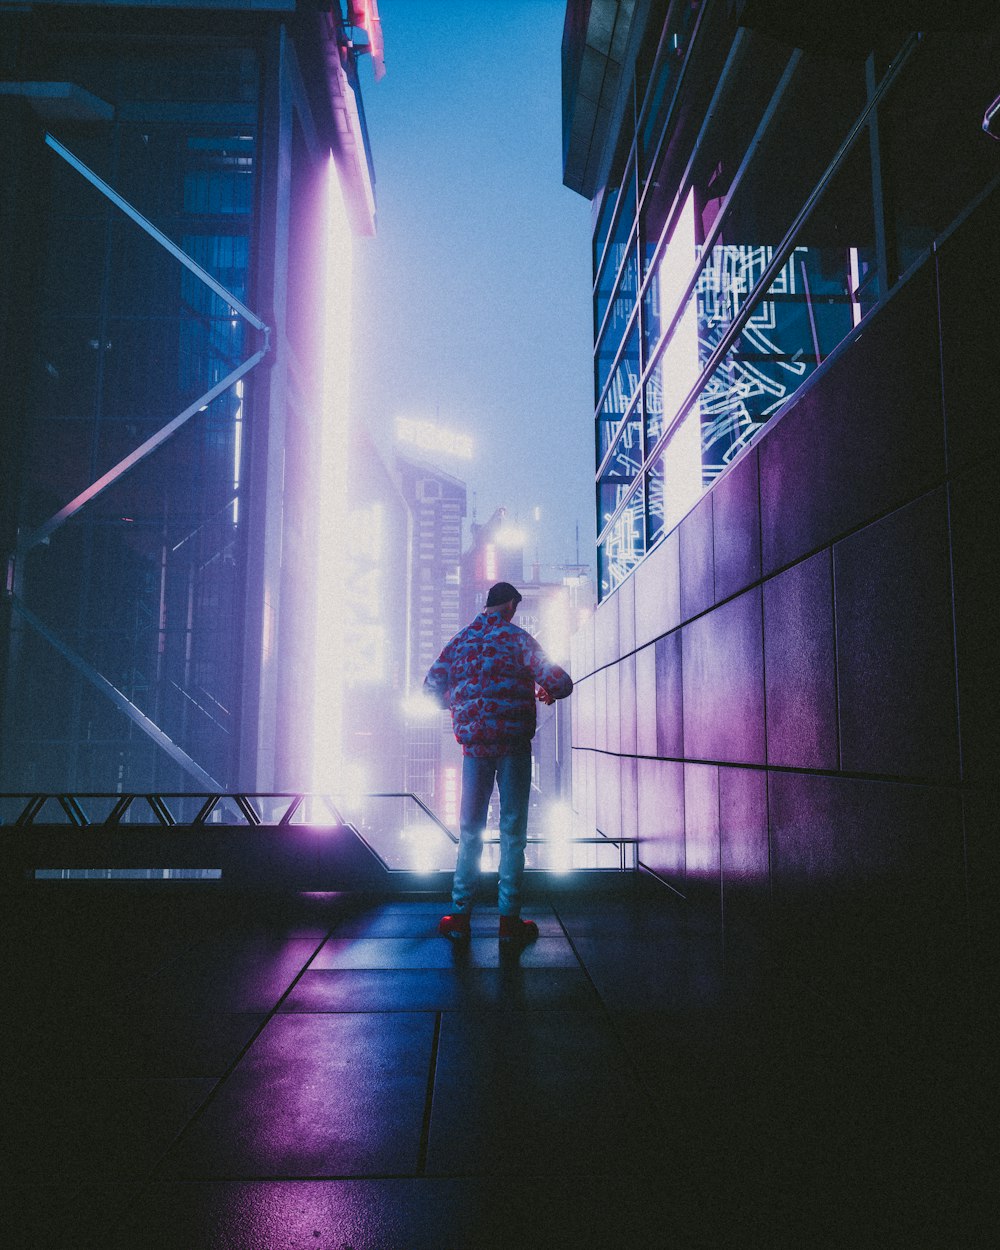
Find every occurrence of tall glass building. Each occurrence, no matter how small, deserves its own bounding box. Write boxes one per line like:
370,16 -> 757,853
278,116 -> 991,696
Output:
566,0 -> 998,599
0,1 -> 379,792
563,0 -> 998,995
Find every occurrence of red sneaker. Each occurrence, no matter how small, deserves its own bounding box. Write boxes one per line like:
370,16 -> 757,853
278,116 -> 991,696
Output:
438,912 -> 471,942
499,915 -> 539,945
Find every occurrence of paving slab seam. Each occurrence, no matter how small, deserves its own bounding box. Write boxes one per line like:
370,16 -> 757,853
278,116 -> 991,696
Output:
140,922 -> 341,1184
126,1166 -> 660,1182
415,1011 -> 442,1175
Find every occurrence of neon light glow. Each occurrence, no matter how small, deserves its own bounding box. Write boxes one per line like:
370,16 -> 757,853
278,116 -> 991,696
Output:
343,503 -> 387,684
356,0 -> 386,82
402,691 -> 440,720
541,592 -> 571,665
849,246 -> 862,328
496,524 -> 525,549
395,416 -> 473,460
657,190 -> 702,535
311,155 -> 353,791
442,765 -> 458,828
232,378 -> 243,524
547,802 -> 573,874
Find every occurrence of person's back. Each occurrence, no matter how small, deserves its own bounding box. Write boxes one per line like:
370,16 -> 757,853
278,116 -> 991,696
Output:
423,582 -> 573,945
426,607 -> 571,758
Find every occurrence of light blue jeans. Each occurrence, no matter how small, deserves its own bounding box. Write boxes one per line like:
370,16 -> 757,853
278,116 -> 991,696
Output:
452,752 -> 532,918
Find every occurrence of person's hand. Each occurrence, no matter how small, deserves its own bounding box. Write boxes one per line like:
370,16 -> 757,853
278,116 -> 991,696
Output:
536,686 -> 555,705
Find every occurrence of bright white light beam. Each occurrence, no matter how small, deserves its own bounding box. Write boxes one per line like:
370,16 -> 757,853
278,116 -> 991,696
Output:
312,155 -> 353,791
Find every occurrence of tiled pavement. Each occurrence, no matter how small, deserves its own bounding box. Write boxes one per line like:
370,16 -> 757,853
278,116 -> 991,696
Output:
3,887 -> 993,1248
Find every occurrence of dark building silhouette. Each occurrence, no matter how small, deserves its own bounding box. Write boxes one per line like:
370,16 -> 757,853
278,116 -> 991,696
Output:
563,1 -> 999,994
0,0 -> 378,792
395,455 -> 466,820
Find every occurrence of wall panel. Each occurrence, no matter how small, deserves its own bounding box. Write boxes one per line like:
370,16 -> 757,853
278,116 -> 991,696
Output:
637,757 -> 685,892
619,652 -> 637,755
634,527 -> 680,648
618,572 -> 636,655
654,628 -> 683,758
635,644 -> 657,755
759,264 -> 945,577
679,493 -> 714,622
763,549 -> 838,771
681,588 -> 764,765
713,448 -> 761,604
834,489 -> 960,781
684,762 -> 720,907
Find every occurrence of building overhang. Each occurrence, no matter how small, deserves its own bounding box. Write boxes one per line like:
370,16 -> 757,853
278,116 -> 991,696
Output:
728,1 -> 997,56
317,7 -> 377,237
561,0 -> 643,199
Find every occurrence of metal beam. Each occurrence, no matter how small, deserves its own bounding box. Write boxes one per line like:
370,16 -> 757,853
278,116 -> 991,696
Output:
45,132 -> 267,331
21,348 -> 267,551
7,595 -> 223,790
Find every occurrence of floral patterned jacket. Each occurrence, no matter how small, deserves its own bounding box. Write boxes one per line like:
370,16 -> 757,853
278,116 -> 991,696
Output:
423,609 -> 573,757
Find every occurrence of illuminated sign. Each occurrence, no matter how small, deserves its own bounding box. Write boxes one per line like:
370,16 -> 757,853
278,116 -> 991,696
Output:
395,416 -> 473,460
442,765 -> 458,828
343,503 -> 387,685
351,0 -> 386,81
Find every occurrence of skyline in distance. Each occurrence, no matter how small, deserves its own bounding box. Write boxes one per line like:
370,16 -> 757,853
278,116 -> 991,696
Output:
350,0 -> 596,578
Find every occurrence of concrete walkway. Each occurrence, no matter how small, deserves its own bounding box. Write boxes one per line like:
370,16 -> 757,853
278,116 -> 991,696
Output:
3,886 -> 990,1247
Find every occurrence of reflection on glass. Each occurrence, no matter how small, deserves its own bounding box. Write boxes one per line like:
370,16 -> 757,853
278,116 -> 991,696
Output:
599,410 -> 642,534
595,265 -> 638,398
593,182 -> 619,274
599,486 -> 645,598
648,197 -> 872,497
638,1 -> 704,181
645,188 -> 698,444
594,163 -> 637,333
597,318 -> 641,427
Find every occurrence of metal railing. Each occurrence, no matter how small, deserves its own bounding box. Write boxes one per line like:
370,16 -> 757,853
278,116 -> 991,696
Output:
0,792 -> 640,875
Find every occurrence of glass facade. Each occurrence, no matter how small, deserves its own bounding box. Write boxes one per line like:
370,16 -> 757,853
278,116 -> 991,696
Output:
4,106 -> 259,788
0,4 -> 375,794
591,1 -> 1000,599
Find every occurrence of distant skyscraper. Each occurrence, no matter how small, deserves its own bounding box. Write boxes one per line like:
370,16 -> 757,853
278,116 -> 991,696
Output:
462,506 -> 592,809
395,456 -> 466,818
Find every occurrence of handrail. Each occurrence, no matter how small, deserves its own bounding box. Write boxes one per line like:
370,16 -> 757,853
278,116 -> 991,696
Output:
0,792 -> 641,872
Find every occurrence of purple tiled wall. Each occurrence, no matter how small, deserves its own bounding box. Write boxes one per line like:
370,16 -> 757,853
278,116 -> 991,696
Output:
570,184 -> 1000,1006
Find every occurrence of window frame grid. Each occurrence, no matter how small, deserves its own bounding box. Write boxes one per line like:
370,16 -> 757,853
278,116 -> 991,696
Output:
594,31 -> 920,560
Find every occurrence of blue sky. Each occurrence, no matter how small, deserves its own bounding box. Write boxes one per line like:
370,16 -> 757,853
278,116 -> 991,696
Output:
350,0 -> 596,573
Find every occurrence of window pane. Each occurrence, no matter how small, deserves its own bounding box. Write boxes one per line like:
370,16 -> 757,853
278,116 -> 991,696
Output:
643,49 -> 867,379
599,487 -> 645,600
646,398 -> 703,548
594,165 -> 637,333
879,29 -> 1000,280
596,307 -> 641,412
638,0 -> 706,183
648,119 -> 876,527
706,146 -> 876,474
593,123 -> 633,274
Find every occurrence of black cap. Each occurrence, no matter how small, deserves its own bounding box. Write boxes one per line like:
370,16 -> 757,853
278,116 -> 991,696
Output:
486,581 -> 522,608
